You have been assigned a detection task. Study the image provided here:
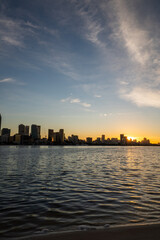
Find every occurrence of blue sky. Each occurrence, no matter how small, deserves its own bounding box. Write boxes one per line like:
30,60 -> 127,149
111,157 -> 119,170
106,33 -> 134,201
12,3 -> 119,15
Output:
0,0 -> 160,142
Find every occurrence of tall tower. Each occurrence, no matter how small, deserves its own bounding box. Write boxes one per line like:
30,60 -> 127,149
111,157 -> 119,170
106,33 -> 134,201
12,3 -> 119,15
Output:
19,124 -> 30,136
19,124 -> 25,135
59,129 -> 64,143
101,135 -> 105,143
31,124 -> 41,139
48,129 -> 54,142
120,134 -> 124,143
25,126 -> 29,136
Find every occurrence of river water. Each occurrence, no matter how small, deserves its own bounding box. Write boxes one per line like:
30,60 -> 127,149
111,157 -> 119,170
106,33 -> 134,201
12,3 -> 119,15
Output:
0,146 -> 160,239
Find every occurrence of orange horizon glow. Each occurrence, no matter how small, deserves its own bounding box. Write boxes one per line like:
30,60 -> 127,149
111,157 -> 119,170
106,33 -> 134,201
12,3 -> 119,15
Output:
127,136 -> 136,141
8,127 -> 160,144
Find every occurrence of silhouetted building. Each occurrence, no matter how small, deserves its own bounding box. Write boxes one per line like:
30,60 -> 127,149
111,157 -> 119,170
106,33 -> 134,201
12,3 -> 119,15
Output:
37,126 -> 41,139
141,137 -> 150,145
96,137 -> 101,144
14,134 -> 21,144
101,135 -> 105,143
19,124 -> 25,135
68,135 -> 79,144
1,135 -> 9,143
25,126 -> 29,135
1,128 -> 11,143
31,124 -> 41,139
86,137 -> 92,144
48,129 -> 54,142
120,134 -> 124,143
18,124 -> 29,136
59,129 -> 64,144
39,138 -> 48,145
52,129 -> 65,144
120,134 -> 127,145
21,135 -> 32,145
111,138 -> 118,145
2,128 -> 11,136
54,132 -> 60,144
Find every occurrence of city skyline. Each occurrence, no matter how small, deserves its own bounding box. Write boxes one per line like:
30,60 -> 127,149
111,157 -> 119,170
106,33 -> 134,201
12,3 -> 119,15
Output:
0,1 -> 160,143
0,111 -> 159,143
0,115 -> 157,145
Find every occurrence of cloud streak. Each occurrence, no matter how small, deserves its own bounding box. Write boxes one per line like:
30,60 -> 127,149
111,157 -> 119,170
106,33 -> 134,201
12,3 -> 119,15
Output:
0,77 -> 25,86
111,0 -> 151,66
107,0 -> 160,108
61,97 -> 91,108
1,0 -> 160,110
0,78 -> 15,83
121,87 -> 160,108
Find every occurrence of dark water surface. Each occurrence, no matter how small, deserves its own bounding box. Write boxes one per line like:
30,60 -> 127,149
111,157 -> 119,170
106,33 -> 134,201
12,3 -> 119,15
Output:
0,146 -> 160,239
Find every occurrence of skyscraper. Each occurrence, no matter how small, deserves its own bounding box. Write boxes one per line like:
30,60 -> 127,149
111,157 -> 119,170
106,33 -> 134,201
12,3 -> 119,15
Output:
120,134 -> 127,145
48,129 -> 54,142
19,124 -> 29,136
120,134 -> 124,143
101,135 -> 105,143
31,124 -> 41,139
25,126 -> 29,136
2,128 -> 11,136
37,126 -> 41,139
19,124 -> 25,135
59,129 -> 64,144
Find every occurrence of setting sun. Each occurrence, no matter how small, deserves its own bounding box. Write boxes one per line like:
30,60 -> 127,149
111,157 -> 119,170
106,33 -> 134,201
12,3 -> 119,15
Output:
127,136 -> 136,141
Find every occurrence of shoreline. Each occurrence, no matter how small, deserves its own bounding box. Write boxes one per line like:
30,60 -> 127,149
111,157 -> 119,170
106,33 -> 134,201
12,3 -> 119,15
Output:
22,222 -> 160,240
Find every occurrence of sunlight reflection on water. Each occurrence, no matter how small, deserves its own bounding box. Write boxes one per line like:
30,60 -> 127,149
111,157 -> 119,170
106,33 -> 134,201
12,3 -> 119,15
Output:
0,146 -> 160,239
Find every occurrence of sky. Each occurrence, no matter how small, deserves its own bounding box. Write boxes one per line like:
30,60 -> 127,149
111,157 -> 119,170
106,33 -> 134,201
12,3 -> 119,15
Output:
0,0 -> 160,143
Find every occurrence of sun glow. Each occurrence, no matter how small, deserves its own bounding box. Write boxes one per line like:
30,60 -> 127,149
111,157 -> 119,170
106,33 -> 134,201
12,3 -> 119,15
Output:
127,136 -> 136,141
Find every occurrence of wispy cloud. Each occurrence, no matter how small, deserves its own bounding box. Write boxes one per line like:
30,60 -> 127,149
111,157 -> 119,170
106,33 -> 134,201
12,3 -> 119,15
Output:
121,87 -> 160,108
0,78 -> 15,83
1,0 -> 160,111
110,0 -> 152,66
78,83 -> 106,97
70,98 -> 81,103
0,18 -> 24,48
100,113 -> 112,118
61,96 -> 91,108
0,77 -> 25,85
2,36 -> 23,47
94,94 -> 101,98
81,102 -> 91,107
71,0 -> 106,49
0,15 -> 58,51
107,0 -> 160,108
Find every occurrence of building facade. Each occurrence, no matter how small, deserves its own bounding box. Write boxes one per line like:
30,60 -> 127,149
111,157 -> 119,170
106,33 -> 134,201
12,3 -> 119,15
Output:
31,124 -> 41,139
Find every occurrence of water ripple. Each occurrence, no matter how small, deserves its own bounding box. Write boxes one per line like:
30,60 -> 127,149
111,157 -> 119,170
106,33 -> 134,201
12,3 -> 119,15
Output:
0,146 -> 160,239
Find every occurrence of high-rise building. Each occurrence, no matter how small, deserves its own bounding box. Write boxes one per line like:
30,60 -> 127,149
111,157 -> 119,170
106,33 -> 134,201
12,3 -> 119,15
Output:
25,126 -> 29,136
37,126 -> 41,139
19,124 -> 29,136
54,132 -> 60,144
68,135 -> 79,144
2,128 -> 11,136
86,137 -> 92,144
48,129 -> 54,142
120,134 -> 127,145
19,124 -> 25,135
31,124 -> 41,139
120,134 -> 124,143
59,129 -> 64,143
101,135 -> 105,143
